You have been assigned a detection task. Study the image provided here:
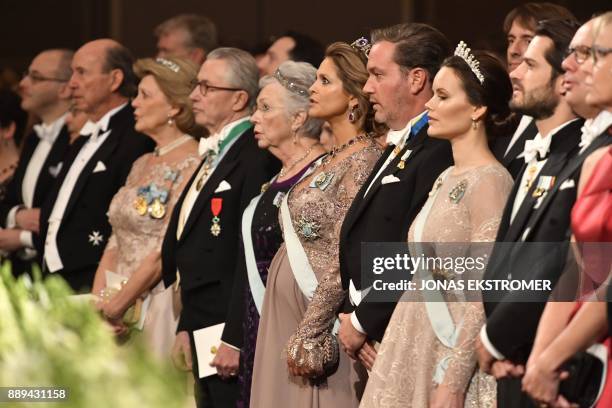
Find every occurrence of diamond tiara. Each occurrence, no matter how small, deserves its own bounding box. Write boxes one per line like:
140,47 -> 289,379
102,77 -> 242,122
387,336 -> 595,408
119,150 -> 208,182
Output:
274,68 -> 310,97
155,58 -> 180,73
350,37 -> 371,58
454,41 -> 484,84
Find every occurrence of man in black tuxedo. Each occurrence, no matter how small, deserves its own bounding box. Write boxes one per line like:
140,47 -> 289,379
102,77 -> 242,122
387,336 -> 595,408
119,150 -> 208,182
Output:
475,19 -> 586,408
336,23 -> 453,368
37,39 -> 154,291
491,3 -> 575,179
161,48 -> 279,408
0,49 -> 73,274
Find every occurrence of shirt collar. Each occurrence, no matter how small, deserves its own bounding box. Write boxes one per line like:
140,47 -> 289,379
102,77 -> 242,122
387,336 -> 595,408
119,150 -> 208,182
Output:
385,111 -> 427,146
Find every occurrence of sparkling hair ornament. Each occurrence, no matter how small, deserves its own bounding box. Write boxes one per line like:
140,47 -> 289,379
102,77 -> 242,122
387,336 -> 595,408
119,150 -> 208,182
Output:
454,41 -> 484,84
155,58 -> 180,73
274,68 -> 309,97
350,37 -> 371,58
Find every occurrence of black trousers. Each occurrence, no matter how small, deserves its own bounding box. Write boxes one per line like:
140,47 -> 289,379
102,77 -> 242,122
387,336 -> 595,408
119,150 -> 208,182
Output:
189,333 -> 238,408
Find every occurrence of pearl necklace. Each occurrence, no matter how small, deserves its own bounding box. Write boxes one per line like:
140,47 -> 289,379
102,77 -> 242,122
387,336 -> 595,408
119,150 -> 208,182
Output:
154,135 -> 193,157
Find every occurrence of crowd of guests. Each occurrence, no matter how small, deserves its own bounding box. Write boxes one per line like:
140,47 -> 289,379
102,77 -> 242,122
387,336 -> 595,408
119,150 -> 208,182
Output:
0,3 -> 611,407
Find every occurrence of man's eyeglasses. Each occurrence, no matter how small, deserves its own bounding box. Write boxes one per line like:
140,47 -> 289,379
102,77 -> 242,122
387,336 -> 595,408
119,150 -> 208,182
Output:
23,71 -> 69,83
591,45 -> 612,64
565,45 -> 591,65
192,80 -> 243,96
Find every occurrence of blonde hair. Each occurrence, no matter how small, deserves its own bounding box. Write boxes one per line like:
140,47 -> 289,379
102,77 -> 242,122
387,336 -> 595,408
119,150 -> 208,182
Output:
133,57 -> 202,136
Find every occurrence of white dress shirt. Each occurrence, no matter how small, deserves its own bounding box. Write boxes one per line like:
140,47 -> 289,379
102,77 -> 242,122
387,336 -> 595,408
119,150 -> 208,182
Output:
44,103 -> 126,273
5,114 -> 67,250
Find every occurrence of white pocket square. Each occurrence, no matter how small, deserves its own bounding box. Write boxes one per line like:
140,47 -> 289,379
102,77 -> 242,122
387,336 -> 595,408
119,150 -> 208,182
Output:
93,161 -> 107,173
559,179 -> 575,190
381,174 -> 401,185
214,180 -> 232,193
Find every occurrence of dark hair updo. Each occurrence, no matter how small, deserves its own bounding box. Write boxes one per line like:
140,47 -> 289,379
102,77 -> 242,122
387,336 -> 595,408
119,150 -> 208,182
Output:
442,51 -> 514,140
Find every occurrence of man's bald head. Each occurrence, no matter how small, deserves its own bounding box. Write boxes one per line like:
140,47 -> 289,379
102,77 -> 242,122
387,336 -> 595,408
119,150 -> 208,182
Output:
69,39 -> 136,120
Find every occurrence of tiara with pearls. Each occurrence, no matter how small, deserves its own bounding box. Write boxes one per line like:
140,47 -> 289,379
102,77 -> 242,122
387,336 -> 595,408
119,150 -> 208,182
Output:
454,41 -> 484,84
274,68 -> 310,97
155,58 -> 180,73
351,37 -> 371,58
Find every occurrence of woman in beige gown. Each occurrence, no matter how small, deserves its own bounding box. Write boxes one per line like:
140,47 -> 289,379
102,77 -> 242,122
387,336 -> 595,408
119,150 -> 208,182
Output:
250,41 -> 383,408
92,57 -> 200,358
361,48 -> 515,408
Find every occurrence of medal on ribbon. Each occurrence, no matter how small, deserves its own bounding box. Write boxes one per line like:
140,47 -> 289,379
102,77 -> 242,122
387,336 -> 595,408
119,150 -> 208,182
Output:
134,183 -> 169,219
210,197 -> 223,236
532,175 -> 556,198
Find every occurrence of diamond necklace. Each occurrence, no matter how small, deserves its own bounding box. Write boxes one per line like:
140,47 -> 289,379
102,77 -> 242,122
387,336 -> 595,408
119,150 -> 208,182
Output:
279,145 -> 315,178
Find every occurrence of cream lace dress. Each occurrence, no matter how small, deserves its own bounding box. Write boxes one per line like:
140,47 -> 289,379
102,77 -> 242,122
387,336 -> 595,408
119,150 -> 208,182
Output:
105,150 -> 199,358
360,163 -> 513,408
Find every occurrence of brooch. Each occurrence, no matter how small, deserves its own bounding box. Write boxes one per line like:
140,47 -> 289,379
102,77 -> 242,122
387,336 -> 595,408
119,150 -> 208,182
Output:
310,171 -> 334,191
448,179 -> 468,204
296,217 -> 321,240
88,230 -> 104,246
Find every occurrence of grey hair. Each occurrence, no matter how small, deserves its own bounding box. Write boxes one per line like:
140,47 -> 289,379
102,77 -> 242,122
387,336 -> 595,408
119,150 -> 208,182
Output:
207,47 -> 259,110
259,61 -> 323,139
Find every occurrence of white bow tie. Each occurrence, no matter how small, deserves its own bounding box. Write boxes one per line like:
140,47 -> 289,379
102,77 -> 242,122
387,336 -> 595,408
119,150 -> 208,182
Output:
521,134 -> 552,163
80,120 -> 106,141
33,123 -> 55,143
198,134 -> 221,156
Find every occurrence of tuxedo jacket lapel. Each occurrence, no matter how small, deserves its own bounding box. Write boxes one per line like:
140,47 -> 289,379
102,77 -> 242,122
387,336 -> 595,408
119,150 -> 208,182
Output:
63,133 -> 119,218
11,132 -> 39,200
522,132 -> 612,241
178,132 -> 250,241
346,128 -> 428,233
179,158 -> 239,242
503,120 -> 538,167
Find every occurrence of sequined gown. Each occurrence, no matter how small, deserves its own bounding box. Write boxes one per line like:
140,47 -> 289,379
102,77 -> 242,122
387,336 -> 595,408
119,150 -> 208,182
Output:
360,164 -> 513,408
106,150 -> 199,358
237,163 -> 315,408
250,142 -> 381,408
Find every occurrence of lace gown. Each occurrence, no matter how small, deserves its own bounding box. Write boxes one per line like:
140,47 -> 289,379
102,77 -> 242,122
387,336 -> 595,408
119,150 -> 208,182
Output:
361,163 -> 513,408
250,142 -> 381,408
106,150 -> 199,358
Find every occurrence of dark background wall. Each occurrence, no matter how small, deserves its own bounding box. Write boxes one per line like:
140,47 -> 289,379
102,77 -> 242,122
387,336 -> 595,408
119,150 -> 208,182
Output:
0,0 -> 608,76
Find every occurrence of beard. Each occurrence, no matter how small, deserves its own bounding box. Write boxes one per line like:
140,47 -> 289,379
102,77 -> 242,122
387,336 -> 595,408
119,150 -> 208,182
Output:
510,80 -> 559,120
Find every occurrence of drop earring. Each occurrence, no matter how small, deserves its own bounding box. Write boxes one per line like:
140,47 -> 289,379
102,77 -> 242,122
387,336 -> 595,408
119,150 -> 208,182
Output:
348,105 -> 360,123
471,118 -> 478,130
